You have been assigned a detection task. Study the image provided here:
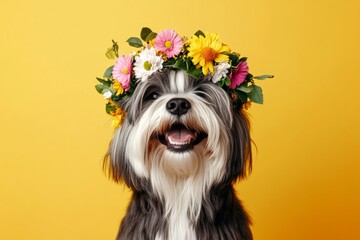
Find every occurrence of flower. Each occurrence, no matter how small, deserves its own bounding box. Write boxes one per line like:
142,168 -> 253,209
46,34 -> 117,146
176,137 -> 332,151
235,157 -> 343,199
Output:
96,27 -> 272,128
231,93 -> 238,101
112,55 -> 133,91
243,101 -> 252,110
109,105 -> 126,128
229,61 -> 249,89
212,61 -> 231,83
133,47 -> 164,82
112,81 -> 124,96
154,29 -> 183,58
111,112 -> 126,128
103,90 -> 112,99
188,32 -> 230,75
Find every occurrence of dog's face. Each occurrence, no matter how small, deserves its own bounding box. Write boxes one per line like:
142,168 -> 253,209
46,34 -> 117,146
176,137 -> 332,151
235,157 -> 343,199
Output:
105,69 -> 252,191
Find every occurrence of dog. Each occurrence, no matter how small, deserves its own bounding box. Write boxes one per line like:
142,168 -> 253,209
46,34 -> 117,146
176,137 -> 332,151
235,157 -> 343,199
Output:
104,69 -> 253,240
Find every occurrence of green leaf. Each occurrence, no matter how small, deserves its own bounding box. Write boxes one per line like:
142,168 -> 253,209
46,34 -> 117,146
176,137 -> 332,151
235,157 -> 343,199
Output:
101,89 -> 111,95
163,57 -> 176,67
218,79 -> 224,88
253,74 -> 274,80
228,53 -> 240,66
194,30 -> 205,37
111,94 -> 122,102
237,85 -> 254,93
248,85 -> 263,104
105,40 -> 119,59
224,77 -> 231,86
163,58 -> 203,78
103,65 -> 114,78
106,103 -> 116,114
126,37 -> 143,48
108,86 -> 116,95
112,40 -> 119,56
173,59 -> 187,70
95,84 -> 105,94
140,27 -> 152,41
239,57 -> 247,62
96,77 -> 112,87
105,48 -> 117,59
145,32 -> 157,42
96,77 -> 106,84
237,91 -> 248,104
187,68 -> 203,78
246,73 -> 253,81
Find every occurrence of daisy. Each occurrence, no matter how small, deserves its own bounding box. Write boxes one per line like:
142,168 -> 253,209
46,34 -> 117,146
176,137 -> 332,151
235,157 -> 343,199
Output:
154,29 -> 183,58
229,61 -> 249,89
212,61 -> 231,83
133,47 -> 163,82
112,55 -> 133,91
103,90 -> 112,99
188,32 -> 230,75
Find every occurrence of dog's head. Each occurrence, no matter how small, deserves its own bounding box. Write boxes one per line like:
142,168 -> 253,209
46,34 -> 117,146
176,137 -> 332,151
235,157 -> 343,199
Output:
104,69 -> 252,190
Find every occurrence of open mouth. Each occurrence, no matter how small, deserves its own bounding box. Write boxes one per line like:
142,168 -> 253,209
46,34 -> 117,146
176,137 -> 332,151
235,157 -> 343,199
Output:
157,123 -> 207,152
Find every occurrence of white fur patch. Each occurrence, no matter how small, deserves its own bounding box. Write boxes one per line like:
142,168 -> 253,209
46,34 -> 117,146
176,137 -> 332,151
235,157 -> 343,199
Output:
169,70 -> 187,93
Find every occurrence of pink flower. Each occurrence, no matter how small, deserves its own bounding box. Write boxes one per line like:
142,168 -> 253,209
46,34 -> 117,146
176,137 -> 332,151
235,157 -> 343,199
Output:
229,61 -> 249,89
112,55 -> 133,91
154,29 -> 183,58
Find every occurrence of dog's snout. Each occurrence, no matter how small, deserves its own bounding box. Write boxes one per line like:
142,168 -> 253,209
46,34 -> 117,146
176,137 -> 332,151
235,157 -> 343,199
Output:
166,98 -> 191,116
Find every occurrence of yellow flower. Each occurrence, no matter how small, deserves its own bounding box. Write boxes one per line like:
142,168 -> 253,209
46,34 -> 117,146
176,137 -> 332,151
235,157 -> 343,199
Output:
231,93 -> 238,101
188,32 -> 230,75
148,39 -> 156,47
110,106 -> 126,128
243,101 -> 252,110
112,81 -> 124,96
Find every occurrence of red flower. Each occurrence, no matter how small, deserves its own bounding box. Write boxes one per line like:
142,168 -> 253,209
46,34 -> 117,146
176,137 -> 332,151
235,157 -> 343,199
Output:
229,61 -> 249,89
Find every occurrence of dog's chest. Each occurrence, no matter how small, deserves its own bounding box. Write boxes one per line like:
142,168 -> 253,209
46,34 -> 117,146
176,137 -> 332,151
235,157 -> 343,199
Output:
156,206 -> 197,240
154,181 -> 202,240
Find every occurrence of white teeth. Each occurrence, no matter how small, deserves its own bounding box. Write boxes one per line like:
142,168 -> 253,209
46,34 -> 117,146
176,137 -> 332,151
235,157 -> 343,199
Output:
168,138 -> 191,146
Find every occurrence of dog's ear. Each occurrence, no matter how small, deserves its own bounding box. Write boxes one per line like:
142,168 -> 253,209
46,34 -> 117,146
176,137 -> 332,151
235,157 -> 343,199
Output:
103,122 -> 128,183
229,110 -> 252,181
103,121 -> 144,190
102,97 -> 134,184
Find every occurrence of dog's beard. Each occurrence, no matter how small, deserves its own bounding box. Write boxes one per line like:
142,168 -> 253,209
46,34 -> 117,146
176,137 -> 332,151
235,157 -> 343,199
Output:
125,94 -> 231,239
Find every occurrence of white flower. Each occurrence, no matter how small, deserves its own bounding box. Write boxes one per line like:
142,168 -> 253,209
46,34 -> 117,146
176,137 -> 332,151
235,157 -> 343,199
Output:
133,47 -> 163,82
103,90 -> 112,99
212,61 -> 231,83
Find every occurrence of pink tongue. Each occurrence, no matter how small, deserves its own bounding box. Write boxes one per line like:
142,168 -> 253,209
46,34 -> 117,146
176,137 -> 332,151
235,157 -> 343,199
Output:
167,129 -> 194,143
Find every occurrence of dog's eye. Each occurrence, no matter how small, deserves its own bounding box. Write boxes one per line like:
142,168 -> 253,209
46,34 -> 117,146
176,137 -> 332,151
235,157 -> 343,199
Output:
144,91 -> 160,101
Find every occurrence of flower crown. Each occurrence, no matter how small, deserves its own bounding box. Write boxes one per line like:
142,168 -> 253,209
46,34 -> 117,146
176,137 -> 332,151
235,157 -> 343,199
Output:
95,27 -> 273,128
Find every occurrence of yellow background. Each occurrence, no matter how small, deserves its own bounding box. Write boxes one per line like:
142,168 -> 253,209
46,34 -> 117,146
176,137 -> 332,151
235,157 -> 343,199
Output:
1,0 -> 359,239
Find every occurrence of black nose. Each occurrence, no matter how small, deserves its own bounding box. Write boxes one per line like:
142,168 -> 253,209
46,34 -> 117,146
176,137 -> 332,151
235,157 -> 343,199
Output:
166,98 -> 191,116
